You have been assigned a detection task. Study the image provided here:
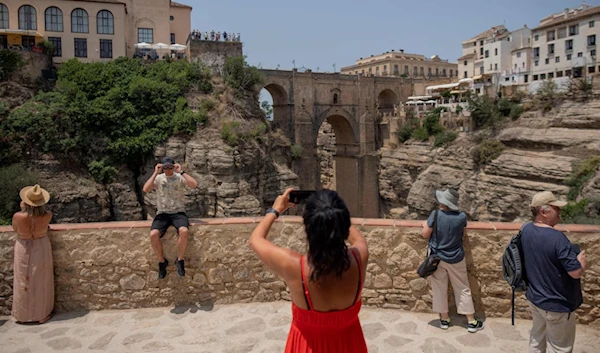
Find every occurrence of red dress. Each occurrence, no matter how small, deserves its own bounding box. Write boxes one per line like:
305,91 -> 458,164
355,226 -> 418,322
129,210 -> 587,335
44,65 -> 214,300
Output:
284,250 -> 368,353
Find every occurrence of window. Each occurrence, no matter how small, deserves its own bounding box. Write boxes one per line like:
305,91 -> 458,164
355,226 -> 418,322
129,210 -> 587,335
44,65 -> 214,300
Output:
413,66 -> 417,76
48,37 -> 62,56
485,50 -> 489,58
590,21 -> 595,28
558,27 -> 567,39
569,25 -> 578,36
567,54 -> 572,60
71,9 -> 89,33
43,10 -> 64,34
489,64 -> 492,71
463,60 -> 467,65
495,48 -> 498,56
592,49 -> 597,57
420,67 -> 424,76
556,56 -> 560,63
534,34 -> 539,41
435,68 -> 439,76
333,93 -> 338,104
557,71 -> 563,78
368,68 -> 372,74
494,63 -> 498,70
540,73 -> 546,80
428,67 -> 432,76
100,39 -> 112,58
514,63 -> 517,69
589,66 -> 596,73
480,66 -> 484,75
74,38 -> 87,57
480,47 -> 483,56
0,4 -> 7,29
524,74 -> 529,83
21,35 -> 35,47
547,30 -> 555,41
533,75 -> 538,81
170,33 -> 175,44
376,67 -> 380,76
442,69 -> 446,76
170,16 -> 174,21
588,35 -> 596,46
401,65 -> 406,75
517,52 -> 521,58
0,35 -> 6,48
566,69 -> 572,76
480,40 -> 483,46
548,44 -> 554,55
505,77 -> 510,82
138,28 -> 153,43
548,72 -> 554,79
464,71 -> 467,78
566,39 -> 573,51
535,60 -> 539,66
19,5 -> 37,30
97,10 -> 114,34
578,52 -> 583,57
533,47 -> 540,57
545,58 -> 549,65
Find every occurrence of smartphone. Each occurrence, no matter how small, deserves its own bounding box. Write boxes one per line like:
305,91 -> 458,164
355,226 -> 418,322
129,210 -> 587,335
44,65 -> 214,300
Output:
289,190 -> 316,204
571,243 -> 581,254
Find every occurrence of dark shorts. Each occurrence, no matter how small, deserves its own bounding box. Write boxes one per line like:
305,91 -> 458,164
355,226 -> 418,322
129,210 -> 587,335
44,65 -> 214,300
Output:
151,212 -> 190,238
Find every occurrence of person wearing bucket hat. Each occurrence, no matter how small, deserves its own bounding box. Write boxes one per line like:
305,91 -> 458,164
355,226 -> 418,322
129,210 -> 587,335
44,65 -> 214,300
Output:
143,157 -> 198,279
520,191 -> 586,353
11,185 -> 54,324
421,188 -> 483,333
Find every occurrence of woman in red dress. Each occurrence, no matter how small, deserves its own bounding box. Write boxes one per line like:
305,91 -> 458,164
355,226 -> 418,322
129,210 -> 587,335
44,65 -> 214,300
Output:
250,188 -> 369,353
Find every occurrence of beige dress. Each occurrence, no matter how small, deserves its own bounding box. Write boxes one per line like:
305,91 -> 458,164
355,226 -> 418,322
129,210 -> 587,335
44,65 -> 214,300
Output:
12,216 -> 54,322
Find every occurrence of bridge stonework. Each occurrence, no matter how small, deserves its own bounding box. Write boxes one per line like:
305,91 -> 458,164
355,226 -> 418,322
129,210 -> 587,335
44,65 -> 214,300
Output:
260,69 -> 435,217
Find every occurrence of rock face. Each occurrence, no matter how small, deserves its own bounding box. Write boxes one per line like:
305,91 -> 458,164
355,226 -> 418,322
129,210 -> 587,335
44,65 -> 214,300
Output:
1,222 -> 599,326
317,121 -> 335,189
380,102 -> 600,221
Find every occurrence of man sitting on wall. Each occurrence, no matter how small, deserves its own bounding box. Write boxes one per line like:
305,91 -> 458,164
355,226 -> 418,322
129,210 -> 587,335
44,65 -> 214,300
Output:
143,157 -> 198,279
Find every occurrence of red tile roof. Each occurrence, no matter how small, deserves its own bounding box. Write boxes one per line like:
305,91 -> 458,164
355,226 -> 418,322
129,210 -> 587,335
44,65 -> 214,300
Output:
68,0 -> 125,4
534,6 -> 600,31
171,1 -> 192,9
463,25 -> 506,43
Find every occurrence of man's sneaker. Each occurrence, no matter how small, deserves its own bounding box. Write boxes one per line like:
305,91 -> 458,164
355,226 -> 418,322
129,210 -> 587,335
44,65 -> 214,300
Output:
467,320 -> 484,333
440,318 -> 450,330
158,259 -> 169,279
176,259 -> 185,276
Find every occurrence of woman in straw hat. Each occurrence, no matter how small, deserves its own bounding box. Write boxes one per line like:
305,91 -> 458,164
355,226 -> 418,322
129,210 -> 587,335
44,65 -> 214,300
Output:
11,184 -> 54,324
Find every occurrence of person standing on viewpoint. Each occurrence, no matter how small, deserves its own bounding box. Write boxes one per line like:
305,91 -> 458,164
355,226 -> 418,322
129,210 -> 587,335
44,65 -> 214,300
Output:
250,188 -> 369,353
521,191 -> 587,353
12,185 -> 54,324
421,188 -> 484,333
143,157 -> 198,279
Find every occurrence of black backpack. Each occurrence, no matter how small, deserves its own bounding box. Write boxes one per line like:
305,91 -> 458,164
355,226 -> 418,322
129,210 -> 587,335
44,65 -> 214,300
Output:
502,222 -> 530,325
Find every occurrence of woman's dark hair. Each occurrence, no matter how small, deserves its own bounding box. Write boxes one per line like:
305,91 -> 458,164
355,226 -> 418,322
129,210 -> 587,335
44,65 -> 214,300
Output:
303,190 -> 351,282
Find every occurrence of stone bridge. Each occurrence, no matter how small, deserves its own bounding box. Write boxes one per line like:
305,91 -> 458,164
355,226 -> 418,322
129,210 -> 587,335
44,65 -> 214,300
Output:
259,69 -> 440,217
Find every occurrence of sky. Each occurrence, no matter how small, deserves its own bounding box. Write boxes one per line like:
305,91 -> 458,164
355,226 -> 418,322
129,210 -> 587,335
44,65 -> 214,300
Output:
188,0 -> 600,72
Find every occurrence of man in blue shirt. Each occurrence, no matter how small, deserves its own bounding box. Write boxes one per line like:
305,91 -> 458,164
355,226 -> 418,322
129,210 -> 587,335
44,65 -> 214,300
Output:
521,191 -> 587,353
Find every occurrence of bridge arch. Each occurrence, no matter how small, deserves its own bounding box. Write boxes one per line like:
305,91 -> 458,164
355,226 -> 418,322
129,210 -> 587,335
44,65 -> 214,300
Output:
314,107 -> 359,149
377,89 -> 400,111
261,83 -> 293,139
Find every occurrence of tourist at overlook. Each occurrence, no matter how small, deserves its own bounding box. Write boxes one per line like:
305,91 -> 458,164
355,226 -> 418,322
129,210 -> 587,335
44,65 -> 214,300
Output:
11,185 -> 54,324
223,31 -> 228,41
143,157 -> 198,279
250,189 -> 369,353
210,29 -> 215,41
421,188 -> 483,333
521,191 -> 586,353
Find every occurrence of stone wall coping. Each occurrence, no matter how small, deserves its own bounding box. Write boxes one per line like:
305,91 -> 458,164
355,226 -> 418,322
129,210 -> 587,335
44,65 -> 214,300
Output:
1,218 -> 599,233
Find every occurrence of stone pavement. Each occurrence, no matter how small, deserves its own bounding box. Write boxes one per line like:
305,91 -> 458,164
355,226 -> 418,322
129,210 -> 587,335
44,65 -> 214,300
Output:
0,302 -> 598,353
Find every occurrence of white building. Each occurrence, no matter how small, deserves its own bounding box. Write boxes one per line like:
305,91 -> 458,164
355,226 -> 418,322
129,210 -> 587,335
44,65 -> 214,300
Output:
530,3 -> 600,91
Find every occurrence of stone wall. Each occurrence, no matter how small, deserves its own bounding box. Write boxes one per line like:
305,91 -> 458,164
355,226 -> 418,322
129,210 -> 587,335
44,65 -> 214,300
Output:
188,39 -> 243,74
1,219 -> 599,326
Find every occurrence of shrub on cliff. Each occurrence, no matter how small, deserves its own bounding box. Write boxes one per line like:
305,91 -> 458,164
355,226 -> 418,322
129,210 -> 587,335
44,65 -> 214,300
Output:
223,56 -> 264,90
565,156 -> 600,201
471,140 -> 505,165
0,58 -> 211,181
0,164 -> 38,225
0,50 -> 24,81
433,131 -> 457,147
467,95 -> 502,129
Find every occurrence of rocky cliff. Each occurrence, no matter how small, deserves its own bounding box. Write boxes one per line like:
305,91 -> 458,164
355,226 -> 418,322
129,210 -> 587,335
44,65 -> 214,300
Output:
379,100 -> 600,221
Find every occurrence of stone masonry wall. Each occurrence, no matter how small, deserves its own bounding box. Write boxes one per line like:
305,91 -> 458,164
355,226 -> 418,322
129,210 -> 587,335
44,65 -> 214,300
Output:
0,219 -> 599,326
188,39 -> 243,74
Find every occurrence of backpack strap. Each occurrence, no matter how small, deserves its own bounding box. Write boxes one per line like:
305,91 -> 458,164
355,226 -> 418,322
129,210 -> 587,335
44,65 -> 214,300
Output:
428,210 -> 439,255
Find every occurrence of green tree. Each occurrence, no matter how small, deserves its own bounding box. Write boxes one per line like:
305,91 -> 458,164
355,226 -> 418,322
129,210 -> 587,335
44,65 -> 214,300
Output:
261,100 -> 273,120
0,165 -> 38,225
223,55 -> 264,90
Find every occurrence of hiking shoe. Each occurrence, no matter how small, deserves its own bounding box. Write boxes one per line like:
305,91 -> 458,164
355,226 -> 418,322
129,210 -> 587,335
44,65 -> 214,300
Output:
440,318 -> 450,330
158,259 -> 169,279
176,259 -> 185,276
467,320 -> 484,333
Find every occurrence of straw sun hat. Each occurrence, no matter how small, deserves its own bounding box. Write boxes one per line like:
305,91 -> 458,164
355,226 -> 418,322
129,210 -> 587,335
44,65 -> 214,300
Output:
19,184 -> 50,207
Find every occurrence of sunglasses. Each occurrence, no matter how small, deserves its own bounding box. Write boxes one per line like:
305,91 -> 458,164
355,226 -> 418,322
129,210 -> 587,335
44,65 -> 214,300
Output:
163,166 -> 174,170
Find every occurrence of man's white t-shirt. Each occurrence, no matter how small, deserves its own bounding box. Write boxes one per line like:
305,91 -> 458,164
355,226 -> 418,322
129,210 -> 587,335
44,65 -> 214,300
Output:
154,173 -> 187,214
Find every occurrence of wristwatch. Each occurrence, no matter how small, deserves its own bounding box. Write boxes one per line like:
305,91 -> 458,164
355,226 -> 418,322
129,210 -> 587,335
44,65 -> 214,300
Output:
265,208 -> 280,218
180,171 -> 186,175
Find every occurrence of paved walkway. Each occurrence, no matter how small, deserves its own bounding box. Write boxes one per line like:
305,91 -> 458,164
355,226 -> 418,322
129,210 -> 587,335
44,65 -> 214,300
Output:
1,302 -> 598,352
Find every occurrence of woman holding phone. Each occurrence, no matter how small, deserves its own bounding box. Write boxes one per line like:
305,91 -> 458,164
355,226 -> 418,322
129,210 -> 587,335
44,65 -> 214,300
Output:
249,188 -> 369,353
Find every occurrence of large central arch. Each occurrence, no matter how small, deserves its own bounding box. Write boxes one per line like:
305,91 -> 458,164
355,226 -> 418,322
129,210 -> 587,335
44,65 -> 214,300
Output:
262,83 -> 293,138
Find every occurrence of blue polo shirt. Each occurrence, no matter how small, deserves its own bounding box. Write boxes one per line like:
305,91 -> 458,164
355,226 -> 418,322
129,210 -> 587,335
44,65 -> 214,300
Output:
521,223 -> 583,313
426,210 -> 468,264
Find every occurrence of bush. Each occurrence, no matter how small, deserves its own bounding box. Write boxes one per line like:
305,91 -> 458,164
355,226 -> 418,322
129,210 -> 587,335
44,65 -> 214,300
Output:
223,55 -> 264,90
291,144 -> 303,159
422,108 -> 445,136
565,156 -> 600,201
468,95 -> 502,129
497,98 -> 513,117
0,164 -> 39,225
396,125 -> 414,143
509,104 -> 524,120
0,50 -> 24,81
0,101 -> 9,116
434,131 -> 457,147
455,105 -> 463,114
562,199 -> 600,224
471,140 -> 505,165
249,122 -> 267,138
411,127 -> 429,141
88,158 -> 118,184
